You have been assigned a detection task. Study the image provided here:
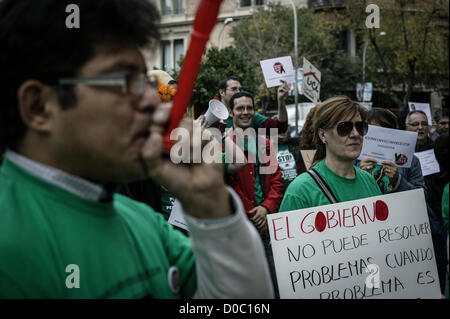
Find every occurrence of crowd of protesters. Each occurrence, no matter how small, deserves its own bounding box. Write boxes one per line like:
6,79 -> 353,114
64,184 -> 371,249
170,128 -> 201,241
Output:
0,0 -> 448,299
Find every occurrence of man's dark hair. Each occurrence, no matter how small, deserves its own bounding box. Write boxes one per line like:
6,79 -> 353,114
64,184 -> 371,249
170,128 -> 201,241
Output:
229,91 -> 255,112
433,108 -> 449,122
0,0 -> 160,150
218,76 -> 241,97
368,107 -> 399,129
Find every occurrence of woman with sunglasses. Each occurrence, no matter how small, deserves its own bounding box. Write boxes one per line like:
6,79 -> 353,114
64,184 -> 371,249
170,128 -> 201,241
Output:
279,96 -> 381,212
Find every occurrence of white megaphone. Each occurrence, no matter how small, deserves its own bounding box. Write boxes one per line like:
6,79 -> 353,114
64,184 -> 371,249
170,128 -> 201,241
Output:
204,99 -> 229,127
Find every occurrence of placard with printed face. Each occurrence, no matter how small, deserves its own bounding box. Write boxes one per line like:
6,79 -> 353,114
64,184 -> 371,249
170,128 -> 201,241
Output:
268,189 -> 441,299
260,56 -> 295,88
408,102 -> 433,126
358,125 -> 418,168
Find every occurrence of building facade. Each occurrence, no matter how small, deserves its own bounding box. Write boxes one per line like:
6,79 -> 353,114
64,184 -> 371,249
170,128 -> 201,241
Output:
147,0 -> 309,71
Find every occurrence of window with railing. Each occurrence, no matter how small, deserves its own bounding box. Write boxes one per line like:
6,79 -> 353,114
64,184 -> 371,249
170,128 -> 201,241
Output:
173,39 -> 184,71
240,0 -> 265,8
161,41 -> 171,71
160,0 -> 185,15
172,0 -> 184,14
240,0 -> 251,7
161,39 -> 185,71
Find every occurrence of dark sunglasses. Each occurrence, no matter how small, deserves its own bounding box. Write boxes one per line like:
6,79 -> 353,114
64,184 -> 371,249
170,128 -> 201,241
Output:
336,121 -> 368,137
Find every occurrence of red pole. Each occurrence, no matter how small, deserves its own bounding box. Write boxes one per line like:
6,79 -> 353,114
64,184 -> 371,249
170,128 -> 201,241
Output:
163,0 -> 224,153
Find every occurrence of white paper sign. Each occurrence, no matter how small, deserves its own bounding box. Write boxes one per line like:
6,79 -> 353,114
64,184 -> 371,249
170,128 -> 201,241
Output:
356,83 -> 363,102
268,189 -> 441,299
302,58 -> 321,103
408,102 -> 433,126
168,199 -> 189,231
363,82 -> 373,102
260,56 -> 295,88
359,125 -> 418,168
414,149 -> 441,176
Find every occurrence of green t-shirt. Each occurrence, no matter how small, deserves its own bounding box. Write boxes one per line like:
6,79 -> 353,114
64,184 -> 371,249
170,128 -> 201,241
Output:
276,144 -> 298,190
160,185 -> 175,220
279,159 -> 382,212
225,113 -> 267,129
442,183 -> 449,228
243,138 -> 263,206
0,158 -> 196,298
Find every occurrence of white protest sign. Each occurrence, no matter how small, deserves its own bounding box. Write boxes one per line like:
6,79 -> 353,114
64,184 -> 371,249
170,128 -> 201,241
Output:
363,82 -> 373,102
359,125 -> 418,168
414,149 -> 441,176
168,199 -> 189,231
408,102 -> 433,126
268,189 -> 441,299
356,83 -> 363,102
260,56 -> 295,88
302,58 -> 321,103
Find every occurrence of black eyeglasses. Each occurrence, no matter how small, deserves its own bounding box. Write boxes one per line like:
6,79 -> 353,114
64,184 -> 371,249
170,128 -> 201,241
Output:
336,121 -> 368,137
58,72 -> 158,98
407,121 -> 428,128
226,86 -> 243,93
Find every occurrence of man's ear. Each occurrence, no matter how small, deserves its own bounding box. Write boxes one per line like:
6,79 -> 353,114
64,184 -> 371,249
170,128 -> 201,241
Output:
219,88 -> 225,99
17,80 -> 56,133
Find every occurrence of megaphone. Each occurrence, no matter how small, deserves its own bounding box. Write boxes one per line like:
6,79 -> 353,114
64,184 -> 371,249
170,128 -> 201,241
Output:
204,99 -> 229,127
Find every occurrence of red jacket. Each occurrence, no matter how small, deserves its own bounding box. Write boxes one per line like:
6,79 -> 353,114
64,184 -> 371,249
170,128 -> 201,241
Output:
226,135 -> 284,216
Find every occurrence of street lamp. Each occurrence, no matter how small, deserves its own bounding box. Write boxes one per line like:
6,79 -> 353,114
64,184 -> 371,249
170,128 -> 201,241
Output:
362,31 -> 386,83
287,0 -> 299,134
218,18 -> 233,49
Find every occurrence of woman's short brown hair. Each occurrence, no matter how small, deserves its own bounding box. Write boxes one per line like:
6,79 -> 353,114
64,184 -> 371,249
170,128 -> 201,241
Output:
312,96 -> 368,164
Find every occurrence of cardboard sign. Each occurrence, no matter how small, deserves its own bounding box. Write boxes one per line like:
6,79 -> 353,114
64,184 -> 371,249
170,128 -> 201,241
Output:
408,102 -> 433,126
268,189 -> 441,299
260,56 -> 295,88
302,58 -> 321,103
415,149 -> 441,176
300,150 -> 316,170
359,125 -> 418,168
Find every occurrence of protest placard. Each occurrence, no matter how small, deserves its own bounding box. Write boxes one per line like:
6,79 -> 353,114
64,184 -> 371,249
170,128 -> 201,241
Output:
260,56 -> 295,88
300,150 -> 316,170
302,58 -> 321,103
415,149 -> 441,176
268,189 -> 441,299
358,125 -> 418,168
363,82 -> 373,102
408,102 -> 433,126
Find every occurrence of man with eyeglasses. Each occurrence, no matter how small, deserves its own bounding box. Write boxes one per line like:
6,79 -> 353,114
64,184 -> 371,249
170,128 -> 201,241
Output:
0,0 -> 273,298
217,76 -> 289,134
431,109 -> 449,142
405,110 -> 448,296
405,110 -> 433,151
224,91 -> 284,298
